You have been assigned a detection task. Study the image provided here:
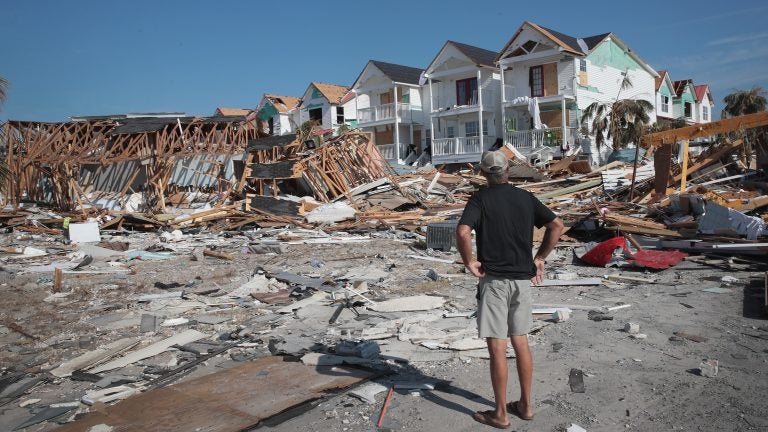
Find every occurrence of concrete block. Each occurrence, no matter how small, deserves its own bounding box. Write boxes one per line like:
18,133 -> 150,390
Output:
552,309 -> 571,322
624,323 -> 640,334
700,359 -> 718,377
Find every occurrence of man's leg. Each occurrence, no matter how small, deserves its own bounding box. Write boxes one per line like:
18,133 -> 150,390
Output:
509,334 -> 533,418
487,337 -> 510,420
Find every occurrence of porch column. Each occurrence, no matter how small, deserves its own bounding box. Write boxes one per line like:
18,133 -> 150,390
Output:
394,84 -> 400,162
477,69 -> 484,149
428,76 -> 435,147
500,64 -> 506,146
561,98 -> 567,151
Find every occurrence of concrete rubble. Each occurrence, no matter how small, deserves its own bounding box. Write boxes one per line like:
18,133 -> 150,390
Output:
0,129 -> 766,430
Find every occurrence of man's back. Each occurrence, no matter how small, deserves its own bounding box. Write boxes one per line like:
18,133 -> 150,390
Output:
458,184 -> 555,278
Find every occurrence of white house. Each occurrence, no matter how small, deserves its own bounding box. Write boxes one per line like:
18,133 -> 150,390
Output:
351,60 -> 427,164
496,21 -> 658,163
423,40 -> 502,165
654,70 -> 677,123
255,94 -> 301,136
297,82 -> 356,133
693,84 -> 714,124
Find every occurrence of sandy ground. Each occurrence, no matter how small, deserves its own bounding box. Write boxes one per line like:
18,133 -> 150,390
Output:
0,235 -> 766,432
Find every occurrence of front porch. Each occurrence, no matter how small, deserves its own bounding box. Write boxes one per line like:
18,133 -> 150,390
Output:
431,136 -> 496,165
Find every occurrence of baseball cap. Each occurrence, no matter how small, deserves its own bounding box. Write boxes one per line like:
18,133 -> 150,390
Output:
479,150 -> 508,174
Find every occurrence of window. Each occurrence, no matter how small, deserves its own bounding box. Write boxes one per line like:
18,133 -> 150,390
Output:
579,59 -> 587,72
336,106 -> 345,124
529,65 -> 544,97
446,126 -> 455,138
465,121 -> 479,137
456,78 -> 478,106
703,105 -> 709,121
309,108 -> 322,122
684,102 -> 692,118
465,120 -> 489,137
661,95 -> 669,113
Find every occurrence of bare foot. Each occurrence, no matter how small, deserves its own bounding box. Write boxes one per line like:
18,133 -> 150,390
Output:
507,401 -> 533,420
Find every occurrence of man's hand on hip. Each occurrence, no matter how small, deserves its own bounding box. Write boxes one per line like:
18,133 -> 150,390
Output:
531,258 -> 545,285
466,261 -> 485,278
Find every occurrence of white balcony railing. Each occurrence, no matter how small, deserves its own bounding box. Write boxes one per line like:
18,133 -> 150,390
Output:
358,103 -> 422,124
432,136 -> 495,156
505,127 -> 577,150
431,89 -> 496,113
377,142 -> 412,161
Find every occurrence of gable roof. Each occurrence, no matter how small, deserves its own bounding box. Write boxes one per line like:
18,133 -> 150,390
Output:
447,40 -> 498,67
310,82 -> 350,104
673,79 -> 694,97
263,94 -> 300,113
694,84 -> 711,102
215,107 -> 252,116
497,21 -> 610,60
655,70 -> 669,91
370,60 -> 423,85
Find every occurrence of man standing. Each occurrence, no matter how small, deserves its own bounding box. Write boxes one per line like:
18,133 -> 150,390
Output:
456,150 -> 564,429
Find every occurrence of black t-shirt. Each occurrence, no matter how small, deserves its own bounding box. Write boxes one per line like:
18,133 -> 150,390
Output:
458,184 -> 556,279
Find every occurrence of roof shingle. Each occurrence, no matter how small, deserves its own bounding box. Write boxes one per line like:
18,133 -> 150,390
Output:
370,60 -> 423,85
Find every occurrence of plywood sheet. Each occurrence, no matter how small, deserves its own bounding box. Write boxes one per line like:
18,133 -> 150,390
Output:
55,356 -> 372,432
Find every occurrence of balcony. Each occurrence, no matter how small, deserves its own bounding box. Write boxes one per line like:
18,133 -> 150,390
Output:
505,127 -> 577,151
377,142 -> 411,161
431,89 -> 496,117
358,103 -> 422,126
431,136 -> 496,165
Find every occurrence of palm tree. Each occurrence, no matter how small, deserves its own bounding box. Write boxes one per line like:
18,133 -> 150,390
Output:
721,86 -> 766,118
721,86 -> 767,168
0,76 -> 8,106
581,98 -> 654,151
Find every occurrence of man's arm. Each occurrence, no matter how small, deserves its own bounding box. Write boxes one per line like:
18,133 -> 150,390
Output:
456,224 -> 485,278
531,217 -> 565,285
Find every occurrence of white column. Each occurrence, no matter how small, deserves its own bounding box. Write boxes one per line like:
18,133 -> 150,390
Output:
477,69 -> 484,150
500,64 -> 506,146
561,98 -> 567,152
428,76 -> 435,145
393,84 -> 400,162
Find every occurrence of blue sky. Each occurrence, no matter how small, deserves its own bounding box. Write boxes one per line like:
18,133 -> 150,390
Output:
2,0 -> 767,122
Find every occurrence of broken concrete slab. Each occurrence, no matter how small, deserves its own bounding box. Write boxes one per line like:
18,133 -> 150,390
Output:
51,337 -> 140,377
275,292 -> 328,314
348,382 -> 389,404
368,295 -> 445,313
90,330 -> 206,373
82,385 -> 141,405
699,359 -> 719,377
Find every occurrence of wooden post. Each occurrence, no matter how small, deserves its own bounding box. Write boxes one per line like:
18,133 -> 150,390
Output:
53,268 -> 63,292
679,139 -> 690,192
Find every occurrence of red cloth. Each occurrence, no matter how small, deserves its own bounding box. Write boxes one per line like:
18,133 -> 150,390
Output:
580,236 -> 687,269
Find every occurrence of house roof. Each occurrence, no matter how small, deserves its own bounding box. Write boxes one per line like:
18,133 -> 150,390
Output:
370,60 -> 424,85
264,94 -> 300,113
446,40 -> 498,67
215,107 -> 252,116
673,79 -> 693,97
655,70 -> 669,91
310,82 -> 350,104
497,21 -> 610,60
694,84 -> 710,102
536,23 -> 610,54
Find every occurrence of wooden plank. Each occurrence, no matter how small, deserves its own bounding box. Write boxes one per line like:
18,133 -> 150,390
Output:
55,357 -> 372,432
642,111 -> 768,147
535,179 -> 602,200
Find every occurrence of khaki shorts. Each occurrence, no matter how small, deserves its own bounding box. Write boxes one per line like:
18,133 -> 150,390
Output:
477,276 -> 533,338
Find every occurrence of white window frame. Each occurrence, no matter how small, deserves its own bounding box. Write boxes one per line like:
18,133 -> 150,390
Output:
661,95 -> 669,113
703,105 -> 709,121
